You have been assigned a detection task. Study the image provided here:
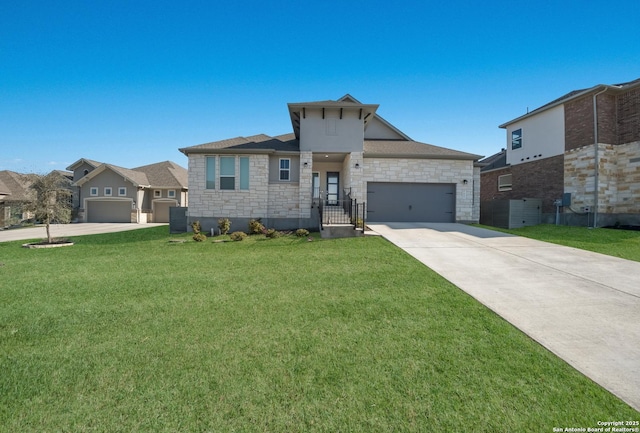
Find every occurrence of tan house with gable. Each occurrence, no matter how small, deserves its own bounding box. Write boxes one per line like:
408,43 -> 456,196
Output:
180,94 -> 482,234
67,159 -> 188,223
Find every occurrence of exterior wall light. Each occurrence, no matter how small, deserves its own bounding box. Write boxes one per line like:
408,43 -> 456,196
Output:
463,179 -> 468,184
355,163 -> 360,168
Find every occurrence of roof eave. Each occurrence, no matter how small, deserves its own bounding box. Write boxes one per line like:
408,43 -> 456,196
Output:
179,148 -> 274,155
364,152 -> 481,161
499,83 -> 618,128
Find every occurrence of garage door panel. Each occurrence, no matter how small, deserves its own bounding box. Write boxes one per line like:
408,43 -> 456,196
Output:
367,183 -> 455,222
87,200 -> 131,223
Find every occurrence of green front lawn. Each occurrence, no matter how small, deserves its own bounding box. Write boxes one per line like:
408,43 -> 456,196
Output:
479,224 -> 640,262
1,227 -> 637,432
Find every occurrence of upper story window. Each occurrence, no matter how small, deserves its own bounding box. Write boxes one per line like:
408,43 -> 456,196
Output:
104,187 -> 112,197
154,190 -> 161,198
511,129 -> 522,150
168,190 -> 176,198
118,187 -> 127,196
498,174 -> 513,191
90,187 -> 98,196
279,158 -> 291,181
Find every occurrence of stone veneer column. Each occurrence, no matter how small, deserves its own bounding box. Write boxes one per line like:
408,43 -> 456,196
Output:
298,151 -> 313,218
348,152 -> 365,202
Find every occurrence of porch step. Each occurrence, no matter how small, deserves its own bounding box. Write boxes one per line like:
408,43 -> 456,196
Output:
320,224 -> 363,239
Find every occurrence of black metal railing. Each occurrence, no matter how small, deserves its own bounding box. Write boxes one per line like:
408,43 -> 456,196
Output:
318,190 -> 366,232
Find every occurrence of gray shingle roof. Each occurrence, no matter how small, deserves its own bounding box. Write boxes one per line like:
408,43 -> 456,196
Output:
479,150 -> 508,171
73,161 -> 187,189
0,170 -> 35,202
364,140 -> 482,160
180,134 -> 299,154
133,161 -> 188,188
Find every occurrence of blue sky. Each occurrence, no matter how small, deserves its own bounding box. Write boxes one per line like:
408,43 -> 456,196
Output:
1,0 -> 639,173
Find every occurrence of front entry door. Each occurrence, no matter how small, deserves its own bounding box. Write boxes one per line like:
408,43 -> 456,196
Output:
327,172 -> 339,205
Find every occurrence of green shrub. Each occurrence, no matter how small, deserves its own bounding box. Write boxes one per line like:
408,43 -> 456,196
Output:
351,218 -> 365,229
192,233 -> 207,242
248,218 -> 265,235
295,228 -> 310,237
218,218 -> 231,235
190,220 -> 202,234
265,228 -> 280,239
230,231 -> 247,241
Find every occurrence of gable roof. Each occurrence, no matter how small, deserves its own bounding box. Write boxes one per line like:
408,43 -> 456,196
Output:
500,77 -> 640,128
66,158 -> 103,171
179,95 -> 480,161
72,161 -> 187,189
364,140 -> 482,160
0,170 -> 35,202
133,161 -> 188,188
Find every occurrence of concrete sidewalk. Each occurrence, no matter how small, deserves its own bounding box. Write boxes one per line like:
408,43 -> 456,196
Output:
369,222 -> 640,411
0,223 -> 168,242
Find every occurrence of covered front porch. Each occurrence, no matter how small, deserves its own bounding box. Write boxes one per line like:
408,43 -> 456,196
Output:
306,152 -> 366,237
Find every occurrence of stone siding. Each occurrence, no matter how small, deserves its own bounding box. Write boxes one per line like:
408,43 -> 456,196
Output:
363,158 -> 477,222
564,141 -> 640,215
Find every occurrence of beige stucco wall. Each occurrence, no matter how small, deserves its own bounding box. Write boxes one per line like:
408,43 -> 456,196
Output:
299,108 -> 364,153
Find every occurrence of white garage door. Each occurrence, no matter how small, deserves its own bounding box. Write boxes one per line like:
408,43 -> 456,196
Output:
367,182 -> 456,222
87,200 -> 131,223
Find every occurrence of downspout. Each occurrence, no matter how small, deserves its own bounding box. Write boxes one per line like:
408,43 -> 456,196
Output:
592,87 -> 608,228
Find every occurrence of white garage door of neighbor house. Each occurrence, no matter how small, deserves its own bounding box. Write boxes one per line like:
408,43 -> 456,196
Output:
366,182 -> 456,222
87,200 -> 131,223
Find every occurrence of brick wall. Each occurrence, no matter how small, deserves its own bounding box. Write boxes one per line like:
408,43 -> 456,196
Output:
618,88 -> 640,144
565,95 -> 594,151
597,94 -> 617,145
481,155 -> 564,214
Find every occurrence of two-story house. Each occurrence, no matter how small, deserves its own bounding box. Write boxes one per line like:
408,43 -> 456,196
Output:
67,159 -> 188,223
179,95 -> 482,234
481,78 -> 640,227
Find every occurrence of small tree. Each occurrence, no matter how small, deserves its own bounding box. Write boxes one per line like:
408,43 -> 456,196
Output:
25,172 -> 72,244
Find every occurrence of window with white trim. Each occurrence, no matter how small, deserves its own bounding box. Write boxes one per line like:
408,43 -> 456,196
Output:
511,129 -> 522,150
118,187 -> 127,196
498,174 -> 513,191
279,158 -> 290,181
104,187 -> 112,196
154,190 -> 161,198
90,187 -> 98,196
168,190 -> 176,198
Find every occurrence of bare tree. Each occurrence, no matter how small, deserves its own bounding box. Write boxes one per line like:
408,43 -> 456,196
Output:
25,172 -> 72,244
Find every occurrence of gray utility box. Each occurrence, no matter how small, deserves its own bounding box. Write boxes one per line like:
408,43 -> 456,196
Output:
480,198 -> 542,229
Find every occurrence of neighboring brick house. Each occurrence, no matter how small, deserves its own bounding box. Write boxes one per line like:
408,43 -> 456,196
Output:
67,159 -> 188,223
481,78 -> 640,227
179,95 -> 482,234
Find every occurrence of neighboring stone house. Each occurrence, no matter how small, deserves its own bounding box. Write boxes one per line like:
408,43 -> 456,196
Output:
67,159 -> 188,223
179,95 -> 482,234
481,78 -> 640,227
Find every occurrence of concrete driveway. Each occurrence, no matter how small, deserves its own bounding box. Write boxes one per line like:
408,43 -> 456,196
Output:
369,222 -> 640,411
0,223 -> 168,243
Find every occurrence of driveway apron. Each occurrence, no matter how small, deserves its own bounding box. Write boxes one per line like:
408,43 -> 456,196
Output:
369,222 -> 640,411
